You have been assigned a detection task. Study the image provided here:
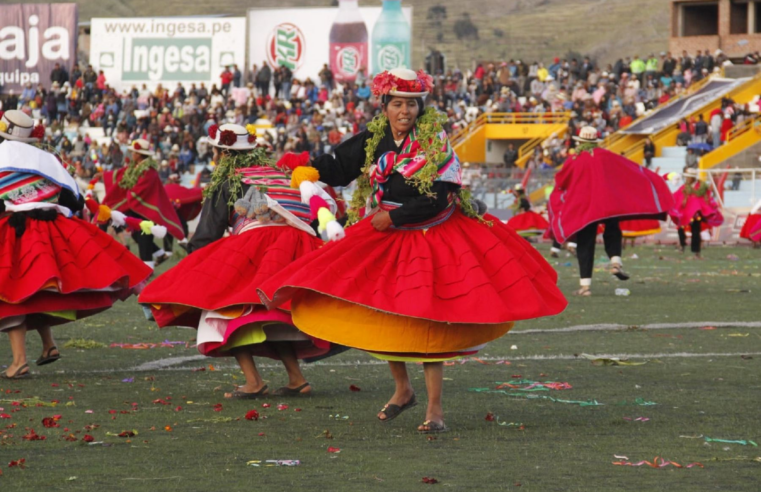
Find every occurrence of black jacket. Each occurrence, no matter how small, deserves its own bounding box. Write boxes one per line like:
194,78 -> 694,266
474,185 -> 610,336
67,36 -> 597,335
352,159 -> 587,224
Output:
312,124 -> 458,227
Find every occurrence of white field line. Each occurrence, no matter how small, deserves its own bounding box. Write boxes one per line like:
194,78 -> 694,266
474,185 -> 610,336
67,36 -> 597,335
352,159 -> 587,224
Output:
47,321 -> 759,375
52,350 -> 760,376
512,321 -> 761,334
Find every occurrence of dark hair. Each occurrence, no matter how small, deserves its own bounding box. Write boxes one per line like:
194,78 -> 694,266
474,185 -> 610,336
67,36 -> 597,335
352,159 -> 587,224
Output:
381,95 -> 425,112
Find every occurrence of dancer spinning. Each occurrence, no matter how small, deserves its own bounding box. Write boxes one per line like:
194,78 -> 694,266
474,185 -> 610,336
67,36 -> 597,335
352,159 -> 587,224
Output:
139,124 -> 343,398
740,198 -> 761,248
548,126 -> 673,296
506,184 -> 549,237
260,69 -> 567,432
95,139 -> 185,268
669,169 -> 723,259
0,111 -> 151,378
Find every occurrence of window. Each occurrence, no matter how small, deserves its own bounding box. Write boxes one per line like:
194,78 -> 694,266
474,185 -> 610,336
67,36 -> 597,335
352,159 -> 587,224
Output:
731,1 -> 749,34
680,2 -> 720,36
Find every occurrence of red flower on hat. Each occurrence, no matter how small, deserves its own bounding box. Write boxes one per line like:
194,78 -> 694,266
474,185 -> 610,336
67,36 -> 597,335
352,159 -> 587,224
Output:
30,125 -> 45,139
371,71 -> 397,97
133,142 -> 142,150
208,124 -> 218,139
372,70 -> 434,97
219,129 -> 237,147
247,134 -> 257,144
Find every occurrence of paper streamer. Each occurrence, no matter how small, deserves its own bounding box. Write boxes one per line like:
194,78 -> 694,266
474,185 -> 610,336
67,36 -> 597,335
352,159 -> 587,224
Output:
612,456 -> 704,469
704,437 -> 758,447
247,460 -> 301,467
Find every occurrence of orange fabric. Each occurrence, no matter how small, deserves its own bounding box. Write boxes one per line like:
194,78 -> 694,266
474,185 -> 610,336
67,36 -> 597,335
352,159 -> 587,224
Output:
292,291 -> 514,354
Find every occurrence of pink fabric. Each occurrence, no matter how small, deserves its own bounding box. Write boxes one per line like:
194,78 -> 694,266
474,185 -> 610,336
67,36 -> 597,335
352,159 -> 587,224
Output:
668,184 -> 724,227
548,149 -> 674,243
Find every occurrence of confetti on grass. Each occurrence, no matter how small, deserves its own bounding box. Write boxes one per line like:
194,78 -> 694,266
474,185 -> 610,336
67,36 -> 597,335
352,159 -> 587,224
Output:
612,456 -> 703,468
580,354 -> 647,366
704,437 -> 758,446
64,339 -> 107,349
247,460 -> 300,467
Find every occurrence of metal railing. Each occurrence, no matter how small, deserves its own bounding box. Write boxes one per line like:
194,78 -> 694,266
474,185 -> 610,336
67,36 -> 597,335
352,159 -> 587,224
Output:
450,112 -> 571,147
698,167 -> 761,209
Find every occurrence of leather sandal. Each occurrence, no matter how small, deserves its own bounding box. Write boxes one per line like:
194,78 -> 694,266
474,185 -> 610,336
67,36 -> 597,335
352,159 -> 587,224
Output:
271,382 -> 312,396
225,385 -> 268,400
36,346 -> 61,366
2,363 -> 30,379
377,394 -> 418,423
417,420 -> 449,434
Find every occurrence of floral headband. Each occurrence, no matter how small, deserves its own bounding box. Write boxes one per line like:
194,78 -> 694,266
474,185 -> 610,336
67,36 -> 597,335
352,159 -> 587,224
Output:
371,70 -> 434,97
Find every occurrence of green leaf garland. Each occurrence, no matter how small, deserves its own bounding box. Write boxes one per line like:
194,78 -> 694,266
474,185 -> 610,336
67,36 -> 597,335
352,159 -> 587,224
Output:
203,147 -> 273,207
120,158 -> 159,189
348,107 -> 484,224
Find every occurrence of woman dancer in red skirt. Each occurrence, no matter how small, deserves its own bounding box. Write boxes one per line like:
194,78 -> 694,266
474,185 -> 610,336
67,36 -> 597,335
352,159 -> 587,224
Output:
139,124 -> 344,398
0,110 -> 151,378
260,69 -> 567,432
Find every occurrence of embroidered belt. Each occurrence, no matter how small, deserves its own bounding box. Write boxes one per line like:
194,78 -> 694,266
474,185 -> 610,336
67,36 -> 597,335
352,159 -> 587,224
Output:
379,201 -> 455,230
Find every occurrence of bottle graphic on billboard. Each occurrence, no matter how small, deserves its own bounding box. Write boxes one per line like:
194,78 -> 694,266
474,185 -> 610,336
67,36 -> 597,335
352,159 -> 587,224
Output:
372,0 -> 411,75
329,0 -> 368,84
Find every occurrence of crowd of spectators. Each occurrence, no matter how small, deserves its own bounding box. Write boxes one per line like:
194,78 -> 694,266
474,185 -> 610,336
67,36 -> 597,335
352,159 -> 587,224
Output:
0,48 -> 741,188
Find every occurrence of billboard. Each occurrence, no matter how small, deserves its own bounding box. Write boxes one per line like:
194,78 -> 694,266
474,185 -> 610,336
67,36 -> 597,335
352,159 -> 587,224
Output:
90,17 -> 246,92
248,6 -> 413,85
0,3 -> 78,94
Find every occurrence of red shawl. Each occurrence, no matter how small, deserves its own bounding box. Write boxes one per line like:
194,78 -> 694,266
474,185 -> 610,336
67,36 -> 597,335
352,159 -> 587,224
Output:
548,148 -> 674,243
103,167 -> 185,240
164,183 -> 204,222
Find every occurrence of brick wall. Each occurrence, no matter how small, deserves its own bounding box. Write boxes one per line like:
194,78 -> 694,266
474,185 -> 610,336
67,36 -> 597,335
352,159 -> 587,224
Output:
670,0 -> 761,58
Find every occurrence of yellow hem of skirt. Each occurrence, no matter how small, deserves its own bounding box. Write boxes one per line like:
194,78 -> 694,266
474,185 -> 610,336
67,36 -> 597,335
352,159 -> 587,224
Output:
291,291 -> 514,354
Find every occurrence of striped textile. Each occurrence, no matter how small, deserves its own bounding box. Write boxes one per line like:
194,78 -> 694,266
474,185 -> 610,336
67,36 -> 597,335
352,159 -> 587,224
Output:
369,129 -> 461,208
379,200 -> 455,230
0,170 -> 61,205
239,166 -> 311,224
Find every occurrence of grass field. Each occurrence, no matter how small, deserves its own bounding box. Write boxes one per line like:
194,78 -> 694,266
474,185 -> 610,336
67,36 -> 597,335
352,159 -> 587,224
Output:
1,243 -> 759,491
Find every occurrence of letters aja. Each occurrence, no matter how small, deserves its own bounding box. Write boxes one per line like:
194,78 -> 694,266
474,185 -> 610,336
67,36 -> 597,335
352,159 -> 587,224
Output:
0,14 -> 71,67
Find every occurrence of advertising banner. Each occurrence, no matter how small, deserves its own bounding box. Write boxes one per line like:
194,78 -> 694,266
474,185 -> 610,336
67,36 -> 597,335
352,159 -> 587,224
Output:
0,3 -> 78,94
248,4 -> 413,85
90,17 -> 246,92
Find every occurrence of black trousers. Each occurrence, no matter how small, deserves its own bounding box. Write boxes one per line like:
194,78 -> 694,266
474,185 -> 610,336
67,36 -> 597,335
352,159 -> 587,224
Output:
163,214 -> 188,252
126,211 -> 158,261
576,219 -> 622,279
678,220 -> 702,253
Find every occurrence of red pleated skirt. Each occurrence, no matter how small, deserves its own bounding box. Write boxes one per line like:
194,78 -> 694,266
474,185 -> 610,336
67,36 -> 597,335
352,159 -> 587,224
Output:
259,209 -> 567,356
740,214 -> 761,242
619,219 -> 662,237
0,215 -> 152,330
138,225 -> 335,360
507,211 -> 549,236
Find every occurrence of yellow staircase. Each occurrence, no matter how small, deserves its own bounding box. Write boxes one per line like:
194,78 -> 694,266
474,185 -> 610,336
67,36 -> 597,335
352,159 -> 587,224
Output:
699,114 -> 761,170
610,74 -> 761,164
451,112 -> 570,165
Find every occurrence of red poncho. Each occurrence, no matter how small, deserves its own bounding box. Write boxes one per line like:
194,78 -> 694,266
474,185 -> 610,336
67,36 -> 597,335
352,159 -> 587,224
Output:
164,183 -> 204,222
548,148 -> 674,243
103,167 -> 185,239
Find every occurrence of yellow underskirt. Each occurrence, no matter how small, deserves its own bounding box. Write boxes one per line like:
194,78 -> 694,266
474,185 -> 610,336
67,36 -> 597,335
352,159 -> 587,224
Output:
221,324 -> 267,352
622,228 -> 661,238
41,310 -> 77,321
291,291 -> 514,354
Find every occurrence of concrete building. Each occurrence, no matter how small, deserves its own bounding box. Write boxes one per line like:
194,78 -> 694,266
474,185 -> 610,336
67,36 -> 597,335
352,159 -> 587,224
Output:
671,0 -> 761,57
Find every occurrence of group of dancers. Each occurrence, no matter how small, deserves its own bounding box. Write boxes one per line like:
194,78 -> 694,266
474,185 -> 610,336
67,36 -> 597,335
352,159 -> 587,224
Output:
507,127 -> 744,296
0,68 -> 754,433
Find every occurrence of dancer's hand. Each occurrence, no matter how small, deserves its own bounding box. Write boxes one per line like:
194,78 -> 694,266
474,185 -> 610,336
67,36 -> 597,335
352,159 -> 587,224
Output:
371,210 -> 393,231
